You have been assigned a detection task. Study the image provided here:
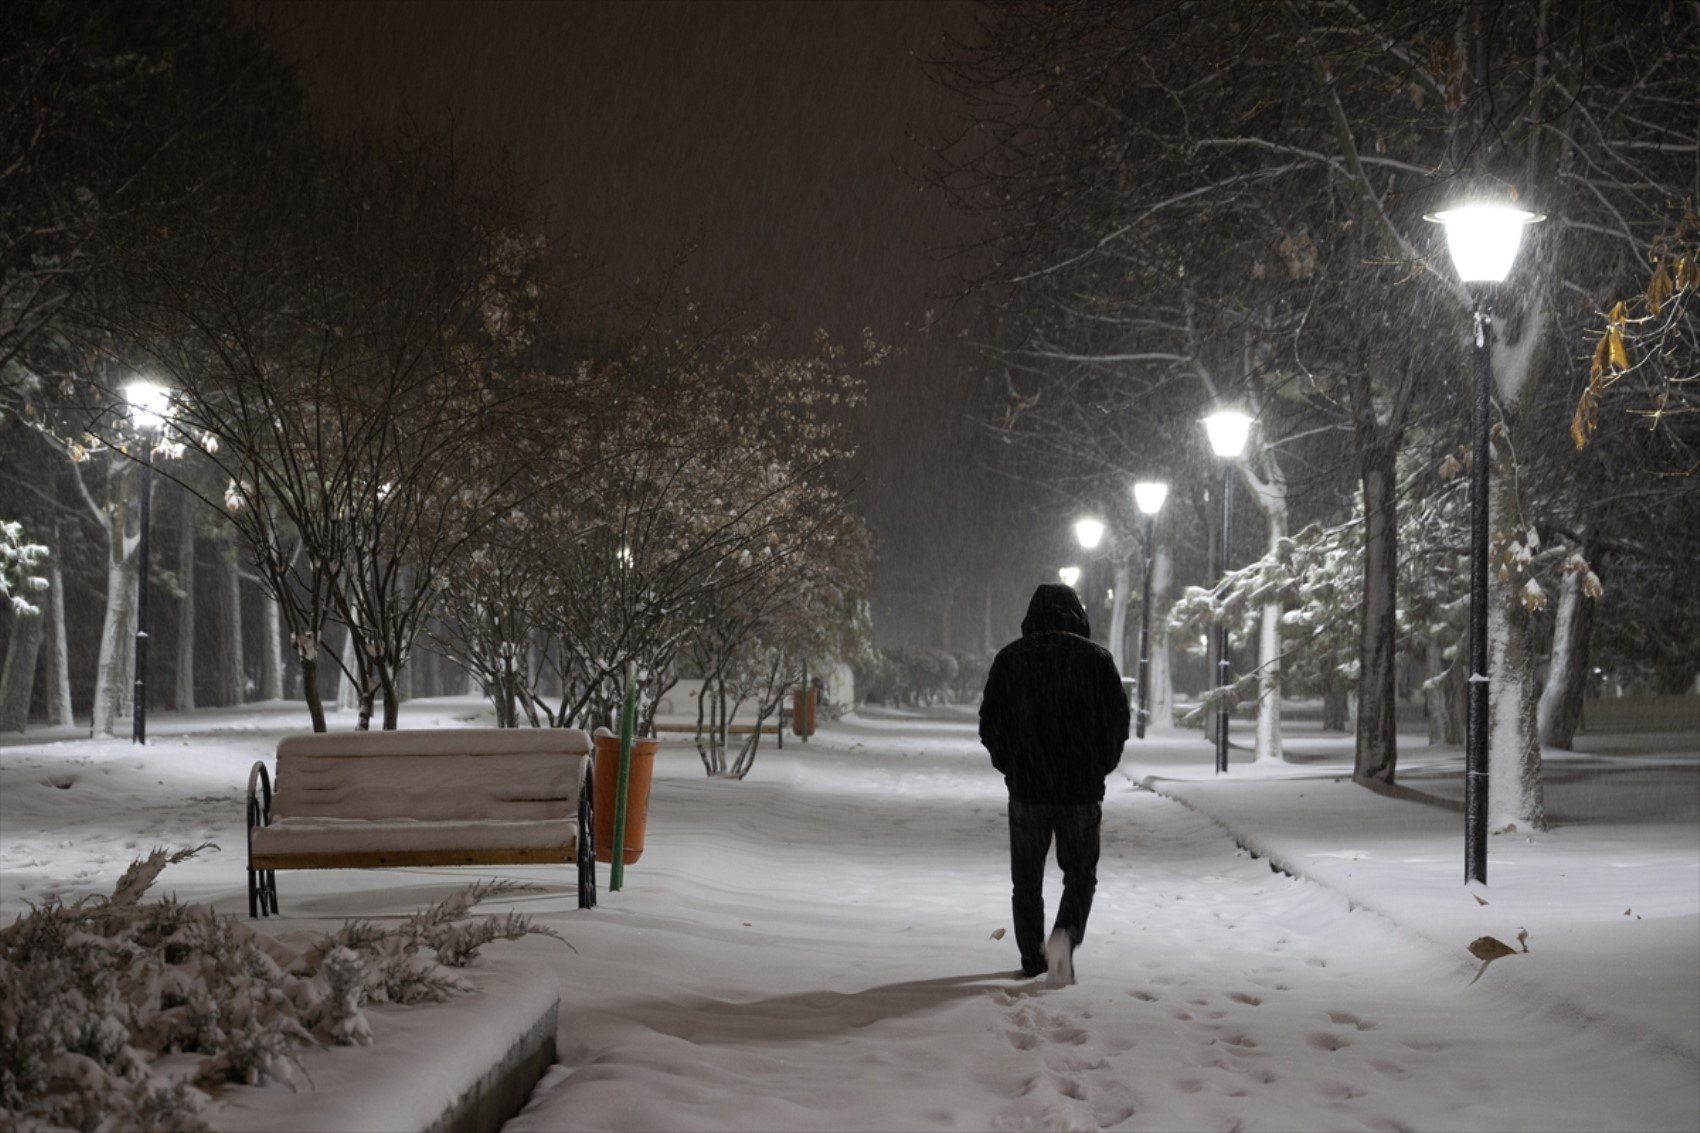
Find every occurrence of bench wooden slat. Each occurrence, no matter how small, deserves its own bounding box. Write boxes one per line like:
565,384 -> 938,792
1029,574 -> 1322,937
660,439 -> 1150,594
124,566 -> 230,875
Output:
252,845 -> 583,871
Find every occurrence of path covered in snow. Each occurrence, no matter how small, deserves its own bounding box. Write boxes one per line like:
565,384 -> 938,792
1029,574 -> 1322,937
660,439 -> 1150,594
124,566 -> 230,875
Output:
2,698 -> 1695,1131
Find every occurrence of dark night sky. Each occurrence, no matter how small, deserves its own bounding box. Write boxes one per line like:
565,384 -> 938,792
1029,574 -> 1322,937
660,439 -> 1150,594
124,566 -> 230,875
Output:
259,0 -> 1025,643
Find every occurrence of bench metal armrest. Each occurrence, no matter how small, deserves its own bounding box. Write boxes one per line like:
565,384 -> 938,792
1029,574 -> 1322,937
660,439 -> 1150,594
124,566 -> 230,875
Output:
246,760 -> 273,830
246,761 -> 279,918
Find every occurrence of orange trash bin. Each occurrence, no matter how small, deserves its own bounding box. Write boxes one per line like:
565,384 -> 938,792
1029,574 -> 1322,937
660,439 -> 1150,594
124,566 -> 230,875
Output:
593,733 -> 658,865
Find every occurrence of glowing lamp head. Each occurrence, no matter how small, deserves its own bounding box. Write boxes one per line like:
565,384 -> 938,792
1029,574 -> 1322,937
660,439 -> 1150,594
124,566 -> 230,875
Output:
1133,481 -> 1169,516
1058,566 -> 1081,589
1202,410 -> 1253,459
1425,204 -> 1543,283
1073,517 -> 1106,550
124,380 -> 171,432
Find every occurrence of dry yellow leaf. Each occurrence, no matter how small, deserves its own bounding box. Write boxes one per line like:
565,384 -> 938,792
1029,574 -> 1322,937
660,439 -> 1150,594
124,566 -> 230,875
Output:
1647,262 -> 1672,315
1608,325 -> 1629,370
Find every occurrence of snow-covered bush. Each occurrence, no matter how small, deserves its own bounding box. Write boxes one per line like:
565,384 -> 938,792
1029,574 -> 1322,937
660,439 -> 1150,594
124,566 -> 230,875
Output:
0,852 -> 561,1132
0,519 -> 50,617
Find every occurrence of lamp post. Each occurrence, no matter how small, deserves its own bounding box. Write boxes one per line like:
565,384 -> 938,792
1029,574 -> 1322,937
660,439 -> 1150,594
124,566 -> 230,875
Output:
1132,481 -> 1168,739
1202,410 -> 1252,774
1425,201 -> 1542,885
124,380 -> 171,745
1072,516 -> 1108,644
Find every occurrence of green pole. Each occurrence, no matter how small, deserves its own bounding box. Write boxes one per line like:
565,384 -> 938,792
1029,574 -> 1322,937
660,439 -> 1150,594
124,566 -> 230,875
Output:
610,661 -> 637,892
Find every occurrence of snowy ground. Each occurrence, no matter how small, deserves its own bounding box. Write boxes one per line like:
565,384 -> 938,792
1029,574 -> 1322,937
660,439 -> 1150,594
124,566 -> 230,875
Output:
2,698 -> 1695,1131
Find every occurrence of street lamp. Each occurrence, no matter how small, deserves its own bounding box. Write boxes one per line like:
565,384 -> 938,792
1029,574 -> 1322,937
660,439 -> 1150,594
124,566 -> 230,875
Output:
1073,517 -> 1105,550
1132,481 -> 1168,739
124,380 -> 171,745
1057,565 -> 1081,589
1202,409 -> 1252,774
1425,200 -> 1542,885
1072,516 -> 1111,646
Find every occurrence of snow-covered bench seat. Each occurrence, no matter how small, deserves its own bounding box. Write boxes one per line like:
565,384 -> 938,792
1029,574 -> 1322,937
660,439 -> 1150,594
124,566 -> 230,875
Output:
246,728 -> 596,918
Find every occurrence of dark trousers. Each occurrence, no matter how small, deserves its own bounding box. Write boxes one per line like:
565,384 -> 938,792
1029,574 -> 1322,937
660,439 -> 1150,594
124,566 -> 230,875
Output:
1008,800 -> 1102,971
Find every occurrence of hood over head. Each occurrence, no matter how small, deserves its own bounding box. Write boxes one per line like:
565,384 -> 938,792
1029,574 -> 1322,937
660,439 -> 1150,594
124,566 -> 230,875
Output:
1021,583 -> 1091,638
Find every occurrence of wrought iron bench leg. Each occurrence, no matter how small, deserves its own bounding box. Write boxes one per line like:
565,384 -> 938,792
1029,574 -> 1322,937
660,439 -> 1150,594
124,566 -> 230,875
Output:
578,763 -> 597,910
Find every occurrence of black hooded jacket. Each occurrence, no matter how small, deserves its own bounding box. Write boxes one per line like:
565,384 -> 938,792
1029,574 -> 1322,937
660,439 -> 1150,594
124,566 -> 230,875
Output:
978,584 -> 1131,803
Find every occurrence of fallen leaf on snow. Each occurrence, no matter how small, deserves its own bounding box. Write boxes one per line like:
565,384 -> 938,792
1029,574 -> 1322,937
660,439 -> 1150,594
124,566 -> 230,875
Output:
991,928 -> 1006,940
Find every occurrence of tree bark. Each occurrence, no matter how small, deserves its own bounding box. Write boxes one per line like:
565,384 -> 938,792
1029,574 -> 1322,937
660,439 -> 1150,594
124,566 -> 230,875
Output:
1322,688 -> 1351,732
1537,551 -> 1596,750
91,540 -> 137,738
1353,442 -> 1400,784
1487,432 -> 1548,833
212,535 -> 244,706
174,492 -> 196,711
295,631 -> 327,732
1253,503 -> 1287,763
1426,634 -> 1465,746
0,604 -> 44,731
337,625 -> 360,713
1107,559 -> 1130,673
41,530 -> 74,727
1150,543 -> 1174,727
258,593 -> 284,701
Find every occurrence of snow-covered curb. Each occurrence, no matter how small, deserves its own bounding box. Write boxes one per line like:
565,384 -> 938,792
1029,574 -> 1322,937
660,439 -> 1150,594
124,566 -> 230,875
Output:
1129,764 -> 1700,1069
207,957 -> 558,1133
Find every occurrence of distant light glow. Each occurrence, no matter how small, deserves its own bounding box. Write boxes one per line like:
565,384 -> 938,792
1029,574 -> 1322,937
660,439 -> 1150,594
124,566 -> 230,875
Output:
1426,205 -> 1543,283
1058,566 -> 1081,588
124,381 -> 171,432
1073,517 -> 1105,550
1133,481 -> 1169,516
1203,410 -> 1253,458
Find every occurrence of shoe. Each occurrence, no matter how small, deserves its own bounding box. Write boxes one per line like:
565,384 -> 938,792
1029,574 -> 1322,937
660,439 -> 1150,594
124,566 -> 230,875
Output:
1019,958 -> 1047,978
1044,929 -> 1074,988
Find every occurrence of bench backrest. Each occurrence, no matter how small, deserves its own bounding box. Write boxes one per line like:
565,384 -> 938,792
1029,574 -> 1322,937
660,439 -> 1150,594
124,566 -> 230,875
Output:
273,728 -> 592,823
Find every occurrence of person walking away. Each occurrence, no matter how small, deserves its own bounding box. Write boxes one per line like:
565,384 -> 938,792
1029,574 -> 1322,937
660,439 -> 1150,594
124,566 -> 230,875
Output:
979,583 -> 1130,986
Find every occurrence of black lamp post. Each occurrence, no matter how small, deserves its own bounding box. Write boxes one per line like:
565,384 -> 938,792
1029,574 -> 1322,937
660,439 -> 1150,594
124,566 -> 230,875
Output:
1132,480 -> 1169,739
124,380 -> 170,745
1202,410 -> 1252,775
1425,202 -> 1542,885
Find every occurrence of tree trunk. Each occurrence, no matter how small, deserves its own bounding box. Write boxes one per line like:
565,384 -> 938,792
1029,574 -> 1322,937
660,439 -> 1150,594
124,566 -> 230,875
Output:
174,493 -> 196,711
1353,443 -> 1400,784
216,536 -> 246,705
1254,507 -> 1287,763
1107,559 -> 1130,673
258,593 -> 284,701
91,550 -> 136,738
1537,553 -> 1596,751
1322,687 -> 1351,732
290,621 -> 328,731
41,533 -> 74,727
1426,634 -> 1465,746
379,668 -> 401,729
1487,444 -> 1548,833
337,626 -> 360,712
0,604 -> 44,731
1150,543 -> 1174,727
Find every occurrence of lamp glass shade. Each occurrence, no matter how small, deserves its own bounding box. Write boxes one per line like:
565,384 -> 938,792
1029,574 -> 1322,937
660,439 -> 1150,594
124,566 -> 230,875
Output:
1202,410 -> 1252,458
124,381 -> 171,431
1073,517 -> 1105,550
1428,205 -> 1541,283
1132,481 -> 1169,516
1058,566 -> 1082,588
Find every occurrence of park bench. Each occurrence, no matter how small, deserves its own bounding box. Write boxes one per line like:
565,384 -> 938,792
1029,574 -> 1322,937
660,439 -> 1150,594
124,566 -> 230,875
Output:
652,721 -> 783,738
246,728 -> 596,918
